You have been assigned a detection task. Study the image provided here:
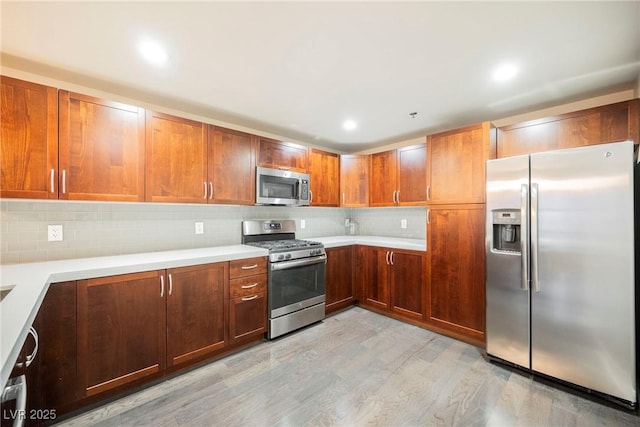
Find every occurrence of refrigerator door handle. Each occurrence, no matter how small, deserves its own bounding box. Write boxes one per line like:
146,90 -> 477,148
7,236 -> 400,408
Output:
520,184 -> 529,291
531,182 -> 540,292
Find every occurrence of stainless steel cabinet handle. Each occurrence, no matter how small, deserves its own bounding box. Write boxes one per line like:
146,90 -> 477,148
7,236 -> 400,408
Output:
241,283 -> 258,289
61,169 -> 66,194
50,168 -> 55,193
427,185 -> 431,201
278,166 -> 291,171
241,264 -> 258,270
396,190 -> 400,205
168,273 -> 173,296
209,182 -> 213,199
309,190 -> 313,204
427,208 -> 431,224
531,183 -> 540,292
16,327 -> 38,369
521,184 -> 529,291
160,275 -> 165,297
385,250 -> 390,265
1,374 -> 27,427
241,295 -> 258,301
203,182 -> 207,199
390,251 -> 394,266
342,192 -> 345,205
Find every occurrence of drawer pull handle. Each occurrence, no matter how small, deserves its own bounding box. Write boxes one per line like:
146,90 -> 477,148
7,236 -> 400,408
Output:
241,295 -> 258,301
241,264 -> 258,270
241,283 -> 258,289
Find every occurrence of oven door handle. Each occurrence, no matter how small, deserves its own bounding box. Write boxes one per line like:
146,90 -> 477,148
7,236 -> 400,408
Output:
270,255 -> 327,271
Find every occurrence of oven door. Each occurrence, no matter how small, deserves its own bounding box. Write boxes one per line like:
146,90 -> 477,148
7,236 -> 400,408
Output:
269,255 -> 326,318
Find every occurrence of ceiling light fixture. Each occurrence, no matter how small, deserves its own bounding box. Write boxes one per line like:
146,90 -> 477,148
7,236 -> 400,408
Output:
493,63 -> 518,82
138,39 -> 168,66
343,119 -> 357,131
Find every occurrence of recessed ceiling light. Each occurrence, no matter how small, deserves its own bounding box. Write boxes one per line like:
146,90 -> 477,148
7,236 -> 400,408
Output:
138,39 -> 168,66
493,64 -> 517,81
343,119 -> 357,131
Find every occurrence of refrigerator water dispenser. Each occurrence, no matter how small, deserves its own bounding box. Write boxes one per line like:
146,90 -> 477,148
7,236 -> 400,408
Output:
491,209 -> 521,253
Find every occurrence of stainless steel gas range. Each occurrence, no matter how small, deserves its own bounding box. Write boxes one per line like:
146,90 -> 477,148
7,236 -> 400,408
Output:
242,220 -> 326,339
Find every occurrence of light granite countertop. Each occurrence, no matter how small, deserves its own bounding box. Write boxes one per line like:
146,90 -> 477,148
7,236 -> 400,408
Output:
0,235 -> 424,388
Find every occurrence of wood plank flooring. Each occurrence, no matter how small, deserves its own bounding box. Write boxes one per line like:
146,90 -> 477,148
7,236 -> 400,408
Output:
56,307 -> 640,426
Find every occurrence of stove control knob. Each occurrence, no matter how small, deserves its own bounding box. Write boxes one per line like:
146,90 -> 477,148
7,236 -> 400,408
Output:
285,254 -> 292,260
278,255 -> 284,261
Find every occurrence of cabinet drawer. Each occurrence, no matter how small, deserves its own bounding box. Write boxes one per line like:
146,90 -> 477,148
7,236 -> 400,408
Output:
229,257 -> 267,278
230,274 -> 267,298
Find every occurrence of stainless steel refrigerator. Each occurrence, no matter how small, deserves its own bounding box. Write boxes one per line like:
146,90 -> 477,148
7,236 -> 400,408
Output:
486,140 -> 637,408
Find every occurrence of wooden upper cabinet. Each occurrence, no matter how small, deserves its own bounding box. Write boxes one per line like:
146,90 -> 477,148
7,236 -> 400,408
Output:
145,111 -> 208,203
397,144 -> 427,205
257,137 -> 307,172
369,149 -> 397,207
166,263 -> 228,368
208,126 -> 256,205
1,76 -> 58,199
308,148 -> 339,206
497,100 -> 640,158
370,144 -> 427,207
58,91 -> 145,202
427,122 -> 495,205
340,154 -> 369,207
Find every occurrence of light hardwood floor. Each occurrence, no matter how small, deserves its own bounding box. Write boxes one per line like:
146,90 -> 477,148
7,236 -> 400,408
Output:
56,307 -> 640,426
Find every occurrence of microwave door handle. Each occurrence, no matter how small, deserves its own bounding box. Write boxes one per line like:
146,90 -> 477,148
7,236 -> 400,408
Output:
298,179 -> 303,200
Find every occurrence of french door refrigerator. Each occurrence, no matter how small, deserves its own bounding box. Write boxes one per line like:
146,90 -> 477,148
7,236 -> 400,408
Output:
486,140 -> 636,409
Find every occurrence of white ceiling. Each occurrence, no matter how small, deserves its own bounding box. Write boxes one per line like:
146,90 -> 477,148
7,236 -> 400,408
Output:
2,1 -> 639,153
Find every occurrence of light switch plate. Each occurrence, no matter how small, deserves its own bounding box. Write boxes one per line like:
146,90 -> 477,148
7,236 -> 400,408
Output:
300,219 -> 306,229
401,219 -> 407,229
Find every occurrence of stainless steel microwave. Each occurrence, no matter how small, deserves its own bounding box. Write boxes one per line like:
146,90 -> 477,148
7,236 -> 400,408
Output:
255,166 -> 310,206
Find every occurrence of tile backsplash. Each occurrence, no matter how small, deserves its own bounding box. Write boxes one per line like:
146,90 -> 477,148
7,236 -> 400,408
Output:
1,200 -> 426,264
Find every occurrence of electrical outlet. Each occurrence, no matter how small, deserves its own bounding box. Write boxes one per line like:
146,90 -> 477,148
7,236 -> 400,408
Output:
401,219 -> 407,229
195,222 -> 204,235
48,225 -> 63,241
300,219 -> 306,229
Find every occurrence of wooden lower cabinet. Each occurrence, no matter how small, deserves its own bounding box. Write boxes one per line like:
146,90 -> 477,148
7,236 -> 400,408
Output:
358,246 -> 425,320
427,204 -> 486,345
229,292 -> 267,343
29,281 -> 78,416
166,263 -> 228,368
77,271 -> 167,397
228,258 -> 268,343
325,246 -> 354,314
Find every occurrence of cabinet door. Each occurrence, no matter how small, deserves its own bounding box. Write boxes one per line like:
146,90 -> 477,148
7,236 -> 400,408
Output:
257,137 -> 307,172
390,250 -> 424,320
427,205 -> 485,339
427,122 -> 494,204
229,292 -> 266,343
339,155 -> 369,207
59,91 -> 145,202
166,263 -> 228,368
369,150 -> 397,206
29,281 -> 78,415
1,76 -> 58,199
325,246 -> 354,314
208,126 -> 256,205
497,100 -> 639,157
77,271 -> 166,397
361,246 -> 389,309
308,148 -> 339,206
397,144 -> 427,205
145,111 -> 208,203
